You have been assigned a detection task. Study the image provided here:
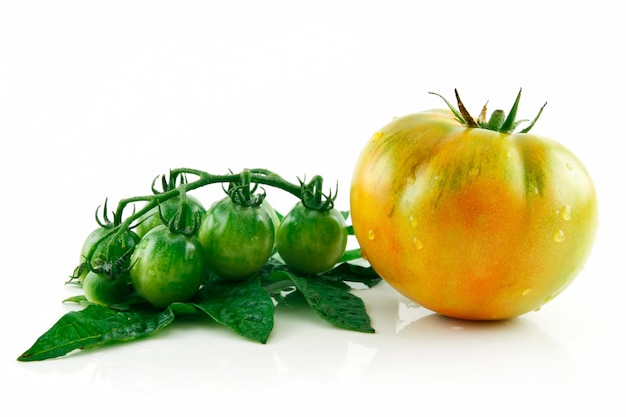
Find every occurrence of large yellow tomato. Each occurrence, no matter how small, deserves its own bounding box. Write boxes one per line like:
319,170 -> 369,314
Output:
350,90 -> 598,320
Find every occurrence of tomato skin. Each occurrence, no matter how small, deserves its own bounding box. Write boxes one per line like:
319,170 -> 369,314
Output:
350,110 -> 598,320
83,271 -> 130,306
197,198 -> 275,279
276,202 -> 348,274
130,225 -> 205,308
261,199 -> 281,245
135,195 -> 205,238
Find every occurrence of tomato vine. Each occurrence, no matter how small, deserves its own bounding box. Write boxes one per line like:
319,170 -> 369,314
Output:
18,166 -> 379,361
82,167 -> 340,279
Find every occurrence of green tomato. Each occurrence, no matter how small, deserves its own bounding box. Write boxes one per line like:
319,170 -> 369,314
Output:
262,199 -> 281,242
276,202 -> 348,274
76,226 -> 140,282
83,270 -> 130,306
130,225 -> 205,308
197,198 -> 275,280
135,195 -> 205,238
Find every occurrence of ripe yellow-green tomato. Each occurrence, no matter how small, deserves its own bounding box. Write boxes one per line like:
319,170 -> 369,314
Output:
350,93 -> 598,320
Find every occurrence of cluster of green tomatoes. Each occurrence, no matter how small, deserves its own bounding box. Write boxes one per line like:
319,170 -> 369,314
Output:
72,169 -> 349,309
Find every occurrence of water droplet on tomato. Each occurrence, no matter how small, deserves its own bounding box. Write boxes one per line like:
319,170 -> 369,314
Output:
413,237 -> 423,250
371,131 -> 384,142
553,230 -> 566,243
409,214 -> 418,228
367,229 -> 375,240
522,288 -> 534,297
565,162 -> 573,171
559,205 -> 572,221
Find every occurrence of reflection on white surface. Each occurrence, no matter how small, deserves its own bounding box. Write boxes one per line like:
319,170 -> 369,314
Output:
356,284 -> 580,391
370,310 -> 577,390
12,283 -> 577,390
7,278 -> 622,416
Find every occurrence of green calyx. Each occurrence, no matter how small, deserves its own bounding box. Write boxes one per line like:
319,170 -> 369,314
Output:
299,175 -> 337,211
429,88 -> 547,134
148,173 -> 201,236
165,188 -> 202,236
226,169 -> 267,208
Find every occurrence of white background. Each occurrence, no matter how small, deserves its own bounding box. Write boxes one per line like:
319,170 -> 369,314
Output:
1,1 -> 624,415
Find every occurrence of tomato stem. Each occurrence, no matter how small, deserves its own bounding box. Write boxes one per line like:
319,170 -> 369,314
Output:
109,166 -> 330,234
167,188 -> 201,236
84,167 -> 336,280
430,89 -> 547,134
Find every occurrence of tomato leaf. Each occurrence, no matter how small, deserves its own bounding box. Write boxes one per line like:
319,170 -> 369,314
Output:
20,243 -> 381,360
194,277 -> 275,344
63,294 -> 89,305
17,304 -> 175,362
169,302 -> 201,316
273,270 -> 375,333
321,262 -> 382,288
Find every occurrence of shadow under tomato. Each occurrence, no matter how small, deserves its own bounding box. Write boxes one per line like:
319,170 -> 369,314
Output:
358,309 -> 580,391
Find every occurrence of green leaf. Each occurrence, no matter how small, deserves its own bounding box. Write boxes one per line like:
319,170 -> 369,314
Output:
275,270 -> 375,333
321,262 -> 382,288
63,294 -> 88,304
169,302 -> 201,316
17,304 -> 175,362
194,277 -> 274,344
